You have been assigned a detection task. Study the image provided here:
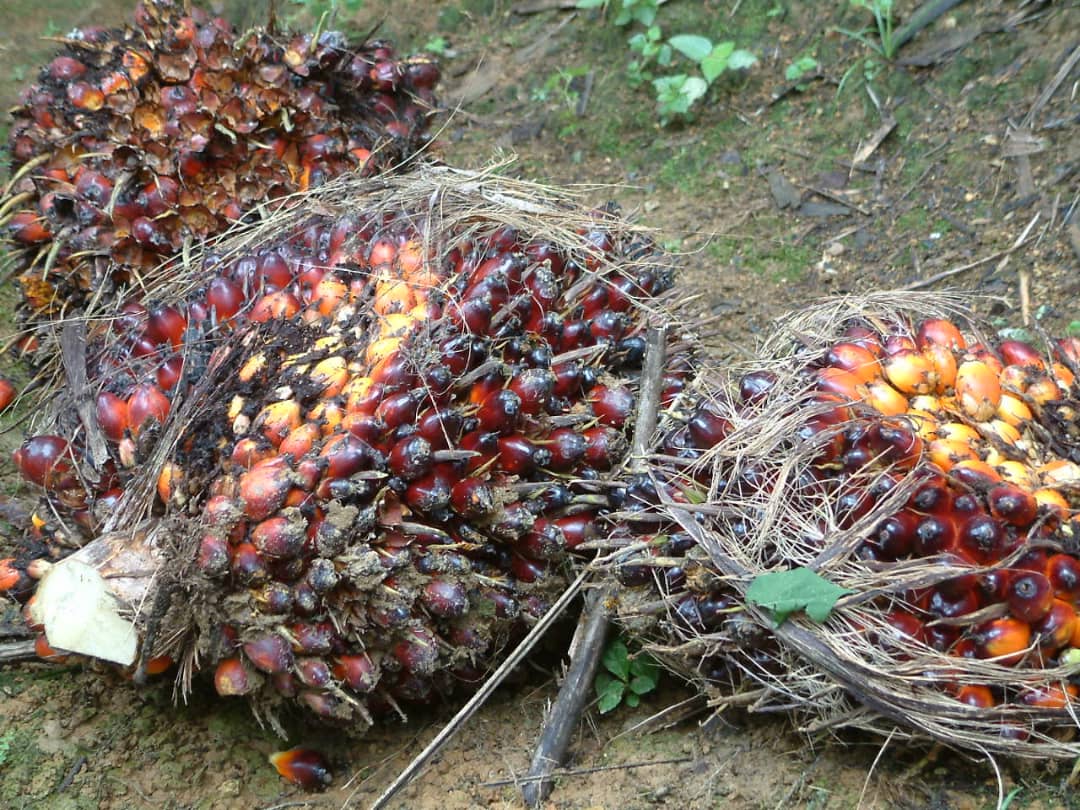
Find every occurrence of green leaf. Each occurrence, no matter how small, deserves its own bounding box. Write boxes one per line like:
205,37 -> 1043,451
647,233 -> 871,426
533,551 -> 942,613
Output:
629,673 -> 658,695
657,44 -> 673,66
628,654 -> 660,681
745,567 -> 852,625
728,49 -> 758,70
669,34 -> 714,63
1067,320 -> 1080,337
997,327 -> 1035,343
602,638 -> 631,681
576,0 -> 606,7
700,41 -> 735,83
625,692 -> 641,707
596,673 -> 625,713
785,56 -> 819,81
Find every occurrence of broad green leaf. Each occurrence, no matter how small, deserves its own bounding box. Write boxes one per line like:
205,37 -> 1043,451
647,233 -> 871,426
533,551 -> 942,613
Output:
628,655 -> 660,683
745,567 -> 852,625
728,49 -> 758,70
576,0 -> 606,7
596,674 -> 625,713
657,44 -> 673,66
1066,320 -> 1080,337
629,673 -> 658,695
669,34 -> 714,63
785,56 -> 819,81
679,76 -> 709,104
700,41 -> 735,83
602,638 -> 631,681
625,692 -> 641,707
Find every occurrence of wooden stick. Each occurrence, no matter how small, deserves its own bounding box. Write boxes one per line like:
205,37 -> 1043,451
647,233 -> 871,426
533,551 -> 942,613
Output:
521,326 -> 668,807
0,640 -> 38,665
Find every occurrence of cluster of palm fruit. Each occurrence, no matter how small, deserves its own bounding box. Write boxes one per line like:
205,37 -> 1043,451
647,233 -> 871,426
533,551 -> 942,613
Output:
615,312 -> 1080,724
9,194 -> 693,720
1,0 -> 438,328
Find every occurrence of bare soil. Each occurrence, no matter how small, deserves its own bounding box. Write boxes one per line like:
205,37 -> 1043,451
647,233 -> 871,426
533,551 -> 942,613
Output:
1,0 -> 1078,808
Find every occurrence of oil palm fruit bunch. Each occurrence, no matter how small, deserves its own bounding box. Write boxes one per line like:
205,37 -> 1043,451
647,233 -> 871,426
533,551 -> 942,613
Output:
0,0 -> 438,334
13,170 -> 693,726
608,295 -> 1080,755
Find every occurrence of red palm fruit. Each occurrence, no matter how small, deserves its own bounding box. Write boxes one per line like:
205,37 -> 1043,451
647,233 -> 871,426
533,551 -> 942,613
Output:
998,340 -> 1044,368
127,384 -> 170,435
230,543 -> 268,585
250,290 -> 302,323
156,356 -> 184,391
250,514 -> 306,559
95,392 -> 129,441
520,519 -> 566,559
0,559 -> 22,592
388,435 -> 432,480
342,413 -> 384,446
460,430 -> 497,472
375,390 -> 422,431
956,515 -> 1005,564
687,406 -> 731,449
476,389 -> 522,433
588,384 -> 635,428
213,657 -> 254,696
67,81 -> 105,110
863,378 -> 909,416
279,423 -> 321,459
554,514 -> 596,549
824,341 -> 880,383
868,511 -> 919,559
257,252 -> 293,290
546,427 -> 588,471
0,377 -> 15,412
393,627 -> 439,675
8,211 -> 51,243
231,438 -> 275,469
310,357 -> 349,398
956,685 -> 995,709
406,470 -> 452,513
508,368 -> 555,415
582,426 -> 626,469
912,515 -> 957,557
197,534 -> 229,577
974,617 -> 1031,665
270,748 -> 332,791
13,435 -> 72,488
511,554 -> 548,584
880,610 -> 926,647
882,349 -> 935,395
296,658 -> 333,688
497,435 -> 551,476
987,484 -> 1038,527
145,305 -> 187,347
243,634 -> 294,674
416,408 -> 464,450
916,318 -> 966,351
1048,554 -> 1080,601
552,362 -> 584,397
206,276 -> 245,320
48,55 -> 87,79
1007,572 -> 1054,623
955,359 -> 1002,421
739,371 -> 777,405
815,367 -> 864,401
333,654 -> 379,693
289,623 -> 336,656
1033,599 -> 1076,652
449,477 -> 497,518
255,400 -> 302,446
421,579 -> 468,618
883,334 -> 916,355
927,587 -> 979,619
924,624 -> 960,652
239,457 -> 294,520
1019,684 -> 1078,710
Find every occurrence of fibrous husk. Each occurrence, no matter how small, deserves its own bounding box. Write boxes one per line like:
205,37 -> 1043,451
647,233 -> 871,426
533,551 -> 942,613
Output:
605,292 -> 1080,759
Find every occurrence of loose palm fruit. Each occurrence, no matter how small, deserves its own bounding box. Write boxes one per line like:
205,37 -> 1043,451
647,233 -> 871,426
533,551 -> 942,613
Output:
269,748 -> 332,791
0,378 -> 16,412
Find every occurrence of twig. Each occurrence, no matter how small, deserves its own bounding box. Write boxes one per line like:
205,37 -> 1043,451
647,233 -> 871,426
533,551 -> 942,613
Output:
891,0 -> 966,54
1023,43 -> 1080,128
369,568 -> 589,810
0,640 -> 38,664
521,327 -> 667,807
485,755 -> 693,788
902,215 -> 1039,290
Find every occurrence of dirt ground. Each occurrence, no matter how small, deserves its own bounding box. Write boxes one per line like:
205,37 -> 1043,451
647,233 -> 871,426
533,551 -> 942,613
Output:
1,0 -> 1079,807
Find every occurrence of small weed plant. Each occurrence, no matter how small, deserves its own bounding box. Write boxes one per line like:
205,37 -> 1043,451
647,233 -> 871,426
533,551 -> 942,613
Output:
595,636 -> 661,713
576,0 -> 756,124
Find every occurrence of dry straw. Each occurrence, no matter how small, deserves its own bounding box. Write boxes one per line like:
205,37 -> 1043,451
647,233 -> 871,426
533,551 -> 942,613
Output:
610,291 -> 1080,759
